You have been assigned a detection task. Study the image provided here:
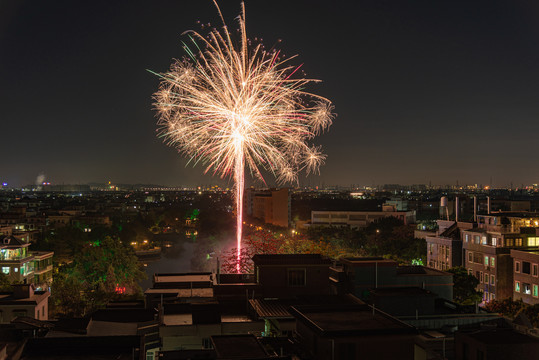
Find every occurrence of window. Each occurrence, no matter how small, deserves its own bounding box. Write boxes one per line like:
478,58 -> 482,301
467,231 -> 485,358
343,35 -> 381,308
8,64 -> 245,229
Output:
465,234 -> 469,243
468,251 -> 473,263
534,264 -> 538,277
516,238 -> 523,246
506,238 -> 514,247
523,262 -> 531,275
482,236 -> 487,245
492,237 -> 497,246
288,268 -> 306,287
14,267 -> 18,273
480,271 -> 484,283
491,274 -> 495,286
37,309 -> 40,320
490,293 -> 495,301
1,267 -> 8,274
468,268 -> 472,275
491,257 -> 495,268
516,261 -> 521,273
528,237 -> 539,246
484,256 -> 489,266
515,281 -> 521,293
524,283 -> 532,295
534,285 -> 538,298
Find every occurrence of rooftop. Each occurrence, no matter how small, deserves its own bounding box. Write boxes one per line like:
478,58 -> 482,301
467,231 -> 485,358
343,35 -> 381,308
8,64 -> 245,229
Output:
290,304 -> 416,337
459,328 -> 539,345
252,254 -> 332,265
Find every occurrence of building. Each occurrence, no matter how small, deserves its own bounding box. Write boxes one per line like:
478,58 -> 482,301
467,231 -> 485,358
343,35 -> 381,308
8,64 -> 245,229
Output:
426,220 -> 474,271
0,284 -> 50,323
290,304 -> 417,360
0,235 -> 34,284
455,326 -> 539,360
462,213 -> 539,302
510,249 -> 539,304
252,254 -> 332,299
331,257 -> 453,301
310,206 -> 416,229
245,188 -> 291,228
30,251 -> 54,291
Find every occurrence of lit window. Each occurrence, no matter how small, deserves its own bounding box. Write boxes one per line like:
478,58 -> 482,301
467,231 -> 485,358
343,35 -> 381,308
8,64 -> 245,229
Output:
515,281 -> 521,293
484,256 -> 489,266
524,283 -> 532,295
491,275 -> 495,286
492,237 -> 497,246
528,237 -> 539,247
482,236 -> 487,245
491,257 -> 495,268
1,267 -> 8,274
465,234 -> 469,243
14,267 -> 18,273
534,285 -> 539,298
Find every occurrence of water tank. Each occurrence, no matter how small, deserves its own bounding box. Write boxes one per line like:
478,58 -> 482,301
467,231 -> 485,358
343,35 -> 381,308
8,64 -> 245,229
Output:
440,196 -> 448,207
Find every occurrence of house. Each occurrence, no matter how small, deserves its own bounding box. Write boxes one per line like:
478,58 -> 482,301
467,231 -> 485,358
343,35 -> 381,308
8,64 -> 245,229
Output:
0,284 -> 49,323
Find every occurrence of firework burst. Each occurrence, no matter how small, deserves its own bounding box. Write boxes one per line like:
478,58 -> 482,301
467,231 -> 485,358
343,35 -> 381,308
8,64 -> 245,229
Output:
152,2 -> 334,271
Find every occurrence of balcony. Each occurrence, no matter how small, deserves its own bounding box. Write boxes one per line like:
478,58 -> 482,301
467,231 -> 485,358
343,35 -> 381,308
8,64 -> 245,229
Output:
34,264 -> 53,275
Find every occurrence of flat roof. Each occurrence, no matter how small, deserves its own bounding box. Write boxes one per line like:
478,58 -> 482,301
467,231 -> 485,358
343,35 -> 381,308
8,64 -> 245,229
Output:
461,328 -> 539,345
153,273 -> 213,283
290,305 -> 415,337
252,254 -> 331,265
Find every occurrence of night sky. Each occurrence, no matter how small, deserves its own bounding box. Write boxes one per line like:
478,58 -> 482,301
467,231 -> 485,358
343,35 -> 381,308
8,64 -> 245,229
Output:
2,0 -> 539,188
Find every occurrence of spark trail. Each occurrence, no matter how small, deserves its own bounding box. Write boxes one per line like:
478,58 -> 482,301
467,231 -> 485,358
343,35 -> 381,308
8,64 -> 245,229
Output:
152,2 -> 334,271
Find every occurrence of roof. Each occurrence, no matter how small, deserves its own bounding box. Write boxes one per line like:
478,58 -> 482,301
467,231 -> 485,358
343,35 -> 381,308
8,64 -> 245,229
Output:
153,272 -> 214,284
0,235 -> 30,248
249,299 -> 293,319
369,287 -> 437,297
290,304 -> 416,337
459,328 -> 539,345
252,254 -> 332,265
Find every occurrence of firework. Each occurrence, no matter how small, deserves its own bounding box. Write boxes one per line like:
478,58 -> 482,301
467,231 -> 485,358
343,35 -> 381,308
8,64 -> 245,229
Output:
152,2 -> 334,271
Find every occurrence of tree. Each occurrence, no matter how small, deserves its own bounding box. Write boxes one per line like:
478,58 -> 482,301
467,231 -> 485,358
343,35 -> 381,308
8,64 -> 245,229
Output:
51,236 -> 146,317
0,273 -> 11,291
447,267 -> 482,305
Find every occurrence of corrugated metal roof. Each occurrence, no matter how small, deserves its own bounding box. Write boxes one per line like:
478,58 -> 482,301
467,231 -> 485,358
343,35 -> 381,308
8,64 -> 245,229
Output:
249,299 -> 293,319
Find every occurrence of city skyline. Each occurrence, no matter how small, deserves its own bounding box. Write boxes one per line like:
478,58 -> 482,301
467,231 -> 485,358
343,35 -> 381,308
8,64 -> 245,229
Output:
2,0 -> 539,187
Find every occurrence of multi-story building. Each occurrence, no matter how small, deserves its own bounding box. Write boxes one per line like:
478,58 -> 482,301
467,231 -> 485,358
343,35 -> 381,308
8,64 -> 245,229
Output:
462,213 -> 539,302
245,188 -> 291,228
310,206 -> 416,230
510,249 -> 539,304
426,220 -> 474,271
0,235 -> 34,284
31,251 -> 54,291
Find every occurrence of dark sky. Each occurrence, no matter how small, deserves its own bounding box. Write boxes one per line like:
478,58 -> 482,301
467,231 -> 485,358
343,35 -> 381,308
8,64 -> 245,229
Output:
2,0 -> 539,188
